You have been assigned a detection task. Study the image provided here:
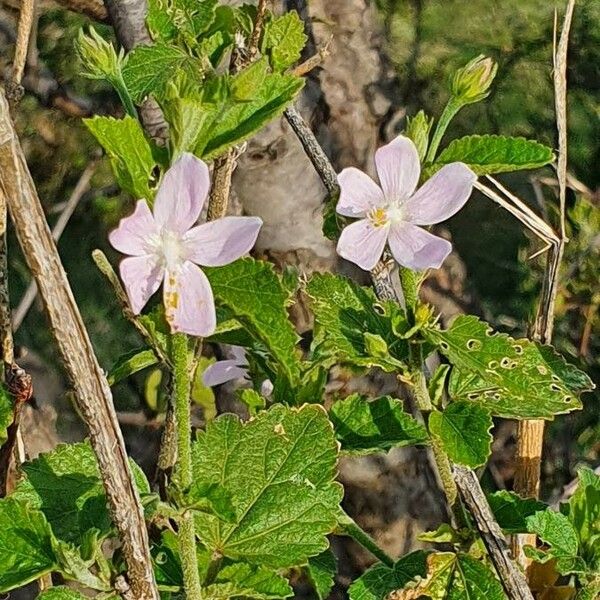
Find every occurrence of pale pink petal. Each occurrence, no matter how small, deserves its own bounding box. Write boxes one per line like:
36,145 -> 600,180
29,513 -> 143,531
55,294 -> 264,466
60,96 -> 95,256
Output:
229,345 -> 248,365
202,360 -> 248,387
336,168 -> 385,217
404,163 -> 476,225
336,218 -> 389,271
109,200 -> 158,256
388,222 -> 452,271
154,153 -> 210,233
183,216 -> 262,266
119,254 -> 164,314
375,136 -> 421,201
260,379 -> 274,396
163,261 -> 216,337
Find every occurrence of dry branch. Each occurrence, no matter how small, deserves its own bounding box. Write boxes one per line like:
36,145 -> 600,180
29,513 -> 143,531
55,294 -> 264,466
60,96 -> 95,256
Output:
0,88 -> 158,600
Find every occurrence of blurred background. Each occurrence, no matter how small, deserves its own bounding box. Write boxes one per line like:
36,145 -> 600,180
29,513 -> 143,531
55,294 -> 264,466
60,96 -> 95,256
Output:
0,0 -> 598,593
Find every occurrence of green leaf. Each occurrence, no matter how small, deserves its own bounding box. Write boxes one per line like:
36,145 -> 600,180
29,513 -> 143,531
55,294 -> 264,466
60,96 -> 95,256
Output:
230,58 -> 269,101
329,394 -> 428,455
12,441 -> 150,547
429,401 -> 493,468
0,385 -> 13,447
205,258 -> 301,383
563,467 -> 600,569
108,348 -> 159,385
306,273 -> 409,372
199,73 -> 304,158
432,135 -> 554,175
306,549 -> 337,600
37,587 -> 89,600
191,405 -> 342,568
0,498 -> 57,592
186,481 -> 236,522
152,530 -> 184,589
122,43 -> 202,103
261,11 -> 307,71
204,563 -> 293,599
348,551 -> 429,600
488,490 -> 547,534
389,552 -> 507,600
424,315 -> 593,419
526,511 -> 585,575
83,115 -> 157,199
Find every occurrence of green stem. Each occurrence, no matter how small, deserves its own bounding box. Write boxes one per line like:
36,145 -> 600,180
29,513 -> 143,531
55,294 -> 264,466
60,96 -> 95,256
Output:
171,332 -> 202,600
112,74 -> 138,120
399,267 -> 418,310
425,96 -> 463,163
338,512 -> 395,568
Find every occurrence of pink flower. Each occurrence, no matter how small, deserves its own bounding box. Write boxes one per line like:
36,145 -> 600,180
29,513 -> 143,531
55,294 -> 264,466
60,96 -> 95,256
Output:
336,135 -> 476,271
109,153 -> 262,337
202,345 -> 273,396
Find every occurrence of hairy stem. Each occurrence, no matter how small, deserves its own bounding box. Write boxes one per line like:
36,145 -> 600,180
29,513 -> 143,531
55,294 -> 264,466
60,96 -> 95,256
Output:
425,96 -> 461,163
171,333 -> 202,599
338,512 -> 395,568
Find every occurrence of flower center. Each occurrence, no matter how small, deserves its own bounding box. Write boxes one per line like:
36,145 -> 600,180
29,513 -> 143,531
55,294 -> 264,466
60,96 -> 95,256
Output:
367,201 -> 406,228
158,228 -> 185,271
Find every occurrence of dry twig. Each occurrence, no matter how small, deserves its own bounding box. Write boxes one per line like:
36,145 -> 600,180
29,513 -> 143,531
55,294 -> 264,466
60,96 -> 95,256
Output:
0,88 -> 158,600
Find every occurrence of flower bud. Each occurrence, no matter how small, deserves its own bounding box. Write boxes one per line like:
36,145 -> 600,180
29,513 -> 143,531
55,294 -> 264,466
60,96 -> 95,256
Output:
405,110 -> 434,161
451,55 -> 497,105
77,26 -> 124,82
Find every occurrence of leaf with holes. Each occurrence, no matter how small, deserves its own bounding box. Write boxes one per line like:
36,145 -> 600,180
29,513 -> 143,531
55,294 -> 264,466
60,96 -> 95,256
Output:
0,498 -> 57,592
384,552 -> 506,600
84,116 -> 157,199
329,394 -> 428,455
424,315 -> 593,419
429,401 -> 493,468
205,258 -> 301,383
306,273 -> 409,372
430,135 -> 554,175
12,441 -> 150,547
191,405 -> 342,568
488,491 -> 547,534
348,551 -> 429,600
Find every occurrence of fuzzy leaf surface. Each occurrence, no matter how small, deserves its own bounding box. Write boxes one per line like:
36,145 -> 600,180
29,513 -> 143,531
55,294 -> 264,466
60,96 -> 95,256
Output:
191,405 -> 342,568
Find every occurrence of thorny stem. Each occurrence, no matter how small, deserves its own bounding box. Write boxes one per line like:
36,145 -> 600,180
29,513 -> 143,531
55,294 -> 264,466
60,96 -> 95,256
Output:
171,332 -> 202,600
425,96 -> 461,163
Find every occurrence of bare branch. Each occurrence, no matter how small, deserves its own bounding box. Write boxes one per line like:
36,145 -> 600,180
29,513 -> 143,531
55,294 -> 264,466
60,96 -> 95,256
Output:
9,0 -> 35,92
0,88 -> 159,600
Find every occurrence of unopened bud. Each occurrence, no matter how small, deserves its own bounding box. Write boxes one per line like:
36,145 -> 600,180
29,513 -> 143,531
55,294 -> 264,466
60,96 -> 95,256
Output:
77,26 -> 124,82
451,55 -> 497,105
405,110 -> 434,161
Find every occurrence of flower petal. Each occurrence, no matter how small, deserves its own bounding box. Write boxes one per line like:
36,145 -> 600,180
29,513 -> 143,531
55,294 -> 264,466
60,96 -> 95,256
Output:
202,360 -> 248,387
154,153 -> 211,233
109,200 -> 158,256
375,135 -> 420,200
119,254 -> 164,314
336,218 -> 389,271
404,163 -> 476,225
336,168 -> 385,217
183,216 -> 262,266
388,223 -> 452,271
163,261 -> 216,337
229,345 -> 248,365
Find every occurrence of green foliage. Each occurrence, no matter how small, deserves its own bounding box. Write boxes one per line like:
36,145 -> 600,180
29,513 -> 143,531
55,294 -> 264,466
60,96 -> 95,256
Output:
108,347 -> 159,385
0,499 -> 57,592
11,441 -> 150,547
83,115 -> 157,199
191,405 -> 342,568
389,552 -> 507,600
429,401 -> 493,467
424,315 -> 593,419
431,134 -> 554,175
37,588 -> 90,600
487,490 -> 547,534
306,549 -> 337,600
261,11 -> 307,72
348,551 -> 429,600
204,563 -> 293,599
146,0 -> 218,44
307,273 -> 409,371
205,258 -> 301,383
329,394 -> 428,455
0,385 -> 13,447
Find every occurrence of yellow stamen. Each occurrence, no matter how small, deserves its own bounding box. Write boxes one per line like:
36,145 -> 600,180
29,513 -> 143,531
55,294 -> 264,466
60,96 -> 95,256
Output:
368,207 -> 389,228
